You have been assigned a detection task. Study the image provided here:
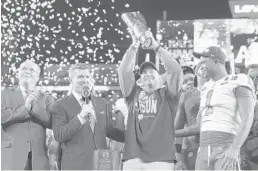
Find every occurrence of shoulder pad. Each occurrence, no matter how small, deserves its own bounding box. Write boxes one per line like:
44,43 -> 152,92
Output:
223,74 -> 256,98
229,74 -> 254,89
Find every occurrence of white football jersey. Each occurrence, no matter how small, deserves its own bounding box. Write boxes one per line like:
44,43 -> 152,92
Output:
200,74 -> 256,135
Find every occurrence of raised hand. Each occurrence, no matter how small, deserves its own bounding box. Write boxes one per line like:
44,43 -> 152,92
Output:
25,89 -> 41,110
25,95 -> 33,111
28,89 -> 41,101
141,30 -> 159,50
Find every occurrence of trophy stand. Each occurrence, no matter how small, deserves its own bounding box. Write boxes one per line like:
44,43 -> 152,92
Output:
92,149 -> 122,170
92,132 -> 123,170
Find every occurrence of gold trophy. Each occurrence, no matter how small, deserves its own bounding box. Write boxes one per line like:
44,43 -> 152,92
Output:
122,11 -> 152,48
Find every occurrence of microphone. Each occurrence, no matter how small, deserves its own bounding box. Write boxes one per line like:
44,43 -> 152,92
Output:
82,86 -> 94,132
82,86 -> 91,104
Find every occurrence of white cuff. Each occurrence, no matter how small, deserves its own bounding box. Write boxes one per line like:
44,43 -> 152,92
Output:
77,114 -> 87,125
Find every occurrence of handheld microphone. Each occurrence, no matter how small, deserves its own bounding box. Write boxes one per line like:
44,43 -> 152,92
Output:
82,86 -> 91,104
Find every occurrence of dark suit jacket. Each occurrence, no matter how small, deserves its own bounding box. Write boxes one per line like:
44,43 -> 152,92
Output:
51,94 -> 124,170
1,86 -> 55,170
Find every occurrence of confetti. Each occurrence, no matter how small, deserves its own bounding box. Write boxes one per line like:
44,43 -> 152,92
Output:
2,0 -> 131,104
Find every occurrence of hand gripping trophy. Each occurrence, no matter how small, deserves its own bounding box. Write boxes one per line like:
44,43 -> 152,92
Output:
122,11 -> 152,48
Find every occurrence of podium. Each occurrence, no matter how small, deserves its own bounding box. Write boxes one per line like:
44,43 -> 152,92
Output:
92,149 -> 122,170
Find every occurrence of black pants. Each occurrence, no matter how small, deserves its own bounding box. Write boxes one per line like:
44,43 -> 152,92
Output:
24,151 -> 32,170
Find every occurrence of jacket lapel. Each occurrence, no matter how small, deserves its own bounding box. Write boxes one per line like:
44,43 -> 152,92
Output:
68,94 -> 82,118
91,96 -> 98,120
90,96 -> 104,133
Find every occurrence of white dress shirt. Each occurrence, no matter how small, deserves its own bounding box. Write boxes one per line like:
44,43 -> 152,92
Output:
20,85 -> 28,100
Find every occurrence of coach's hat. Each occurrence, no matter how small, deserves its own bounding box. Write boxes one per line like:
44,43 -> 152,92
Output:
139,62 -> 158,74
193,46 -> 227,64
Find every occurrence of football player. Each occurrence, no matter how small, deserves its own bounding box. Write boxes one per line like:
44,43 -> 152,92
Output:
193,46 -> 256,170
118,29 -> 183,170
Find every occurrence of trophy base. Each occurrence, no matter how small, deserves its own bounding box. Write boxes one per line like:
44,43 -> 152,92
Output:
92,149 -> 122,170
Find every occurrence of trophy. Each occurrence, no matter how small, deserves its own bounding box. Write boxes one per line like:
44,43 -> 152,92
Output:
92,149 -> 122,170
122,11 -> 152,48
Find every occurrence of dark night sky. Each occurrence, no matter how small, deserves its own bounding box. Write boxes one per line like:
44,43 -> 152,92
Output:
0,0 -> 236,87
127,0 -> 233,32
123,0 -> 233,64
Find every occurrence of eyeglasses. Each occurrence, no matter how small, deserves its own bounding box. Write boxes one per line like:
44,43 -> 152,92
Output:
21,67 -> 37,73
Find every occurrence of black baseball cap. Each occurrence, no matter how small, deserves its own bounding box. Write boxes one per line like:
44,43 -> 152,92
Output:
193,46 -> 227,64
139,62 -> 158,74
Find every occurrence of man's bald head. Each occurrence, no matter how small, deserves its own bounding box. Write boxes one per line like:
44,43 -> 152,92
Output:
19,60 -> 41,76
18,60 -> 41,89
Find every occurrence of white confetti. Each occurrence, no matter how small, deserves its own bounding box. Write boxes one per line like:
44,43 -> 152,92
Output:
2,0 -> 129,103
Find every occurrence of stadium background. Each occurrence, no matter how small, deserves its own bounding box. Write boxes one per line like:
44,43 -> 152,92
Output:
1,0 -> 258,107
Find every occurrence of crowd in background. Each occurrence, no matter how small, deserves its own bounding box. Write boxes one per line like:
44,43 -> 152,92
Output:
1,0 -> 258,170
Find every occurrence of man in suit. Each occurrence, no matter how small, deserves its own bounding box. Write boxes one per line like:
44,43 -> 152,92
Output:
1,60 -> 55,170
51,63 -> 124,170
